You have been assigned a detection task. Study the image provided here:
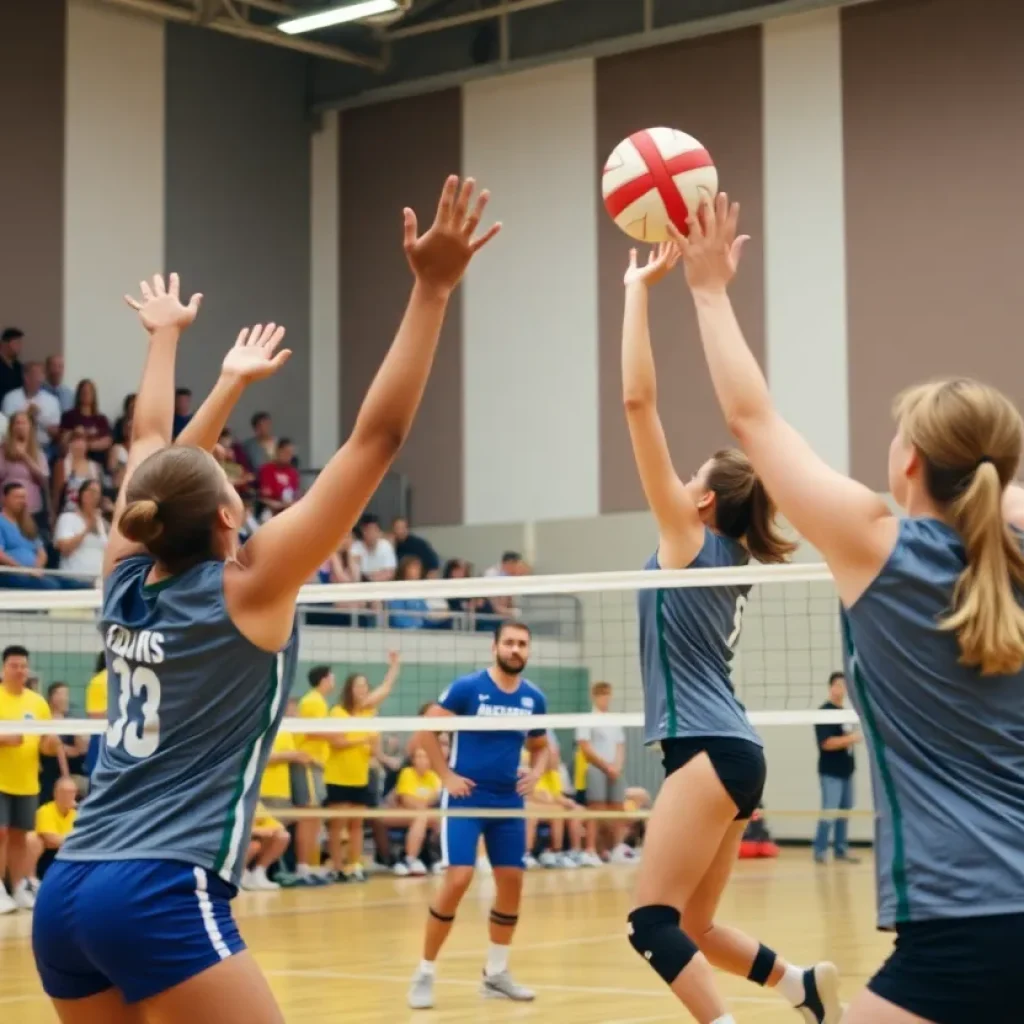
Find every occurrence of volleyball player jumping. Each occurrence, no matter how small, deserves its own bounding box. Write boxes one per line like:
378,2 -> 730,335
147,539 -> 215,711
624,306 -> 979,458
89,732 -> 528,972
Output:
620,241 -> 840,1024
31,175 -> 499,1024
674,191 -> 1024,1024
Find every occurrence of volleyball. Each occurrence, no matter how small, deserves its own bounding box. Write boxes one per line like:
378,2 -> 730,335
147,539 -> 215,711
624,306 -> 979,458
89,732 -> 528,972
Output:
602,127 -> 718,242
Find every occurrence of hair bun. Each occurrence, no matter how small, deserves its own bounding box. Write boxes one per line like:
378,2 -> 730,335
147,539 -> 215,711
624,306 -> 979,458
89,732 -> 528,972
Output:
119,498 -> 164,546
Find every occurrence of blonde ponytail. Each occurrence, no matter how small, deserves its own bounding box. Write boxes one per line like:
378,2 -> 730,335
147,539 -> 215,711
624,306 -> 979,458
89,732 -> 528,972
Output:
941,461 -> 1024,675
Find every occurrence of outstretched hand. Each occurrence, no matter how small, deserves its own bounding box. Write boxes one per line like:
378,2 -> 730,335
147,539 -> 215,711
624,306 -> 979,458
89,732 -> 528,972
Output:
124,273 -> 202,334
668,191 -> 749,295
623,241 -> 680,288
403,176 -> 501,294
221,323 -> 292,384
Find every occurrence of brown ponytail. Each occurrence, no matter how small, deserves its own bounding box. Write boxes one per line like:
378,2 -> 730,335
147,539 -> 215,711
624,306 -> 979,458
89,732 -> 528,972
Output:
119,499 -> 163,546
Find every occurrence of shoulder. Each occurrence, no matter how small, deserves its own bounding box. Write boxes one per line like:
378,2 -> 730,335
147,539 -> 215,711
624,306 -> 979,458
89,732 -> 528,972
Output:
350,540 -> 368,557
522,682 -> 546,707
331,706 -> 349,719
28,691 -> 50,717
396,766 -> 414,783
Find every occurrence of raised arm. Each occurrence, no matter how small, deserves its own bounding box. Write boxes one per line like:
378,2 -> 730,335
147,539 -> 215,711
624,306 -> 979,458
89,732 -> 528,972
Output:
231,177 -> 500,624
363,651 -> 400,711
103,274 -> 201,577
621,243 -> 704,569
670,195 -> 893,599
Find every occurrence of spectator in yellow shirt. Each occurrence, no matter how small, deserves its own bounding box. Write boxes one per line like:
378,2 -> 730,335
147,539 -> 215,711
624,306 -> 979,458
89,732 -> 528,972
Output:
387,747 -> 441,877
83,653 -> 107,777
0,644 -> 61,914
292,667 -> 336,885
525,733 -> 583,869
242,804 -> 290,892
30,776 -> 78,882
324,653 -> 400,882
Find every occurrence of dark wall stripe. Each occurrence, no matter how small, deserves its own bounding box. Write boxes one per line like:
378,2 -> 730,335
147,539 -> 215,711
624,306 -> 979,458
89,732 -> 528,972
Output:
165,24 -> 311,457
339,89 -> 463,526
844,0 -> 1024,489
0,0 -> 65,359
595,29 -> 765,513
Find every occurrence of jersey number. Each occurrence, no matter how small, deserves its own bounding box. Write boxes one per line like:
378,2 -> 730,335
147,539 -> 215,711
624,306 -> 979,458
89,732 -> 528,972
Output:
106,657 -> 162,758
727,595 -> 748,650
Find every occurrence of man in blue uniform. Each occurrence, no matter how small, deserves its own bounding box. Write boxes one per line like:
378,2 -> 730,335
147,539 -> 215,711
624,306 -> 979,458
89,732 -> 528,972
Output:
407,621 -> 548,1009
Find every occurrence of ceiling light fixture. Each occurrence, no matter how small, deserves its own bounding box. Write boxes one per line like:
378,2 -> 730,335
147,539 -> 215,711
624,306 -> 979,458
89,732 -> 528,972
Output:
278,0 -> 399,35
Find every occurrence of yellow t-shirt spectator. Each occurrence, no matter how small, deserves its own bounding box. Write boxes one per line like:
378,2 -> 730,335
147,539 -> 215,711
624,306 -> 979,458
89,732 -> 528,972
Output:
297,689 -> 330,766
36,800 -> 77,838
324,707 -> 375,787
574,747 -> 587,793
253,803 -> 283,833
85,670 -> 108,716
537,769 -> 563,797
260,731 -> 295,801
0,687 -> 51,796
395,766 -> 441,803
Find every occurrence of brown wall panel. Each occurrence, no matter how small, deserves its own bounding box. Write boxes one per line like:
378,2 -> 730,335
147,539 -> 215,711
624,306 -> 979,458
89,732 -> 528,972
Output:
844,0 -> 1024,489
0,0 -> 65,358
339,90 -> 463,526
595,28 -> 765,513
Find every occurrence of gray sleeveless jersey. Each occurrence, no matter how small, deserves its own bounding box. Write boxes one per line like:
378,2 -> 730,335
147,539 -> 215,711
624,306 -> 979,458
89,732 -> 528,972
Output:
638,530 -> 760,746
61,555 -> 297,887
843,517 -> 1024,928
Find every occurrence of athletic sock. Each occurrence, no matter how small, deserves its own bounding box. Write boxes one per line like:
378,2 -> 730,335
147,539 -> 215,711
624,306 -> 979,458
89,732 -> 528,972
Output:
418,959 -> 436,976
484,942 -> 510,977
296,863 -> 312,878
776,964 -> 806,1005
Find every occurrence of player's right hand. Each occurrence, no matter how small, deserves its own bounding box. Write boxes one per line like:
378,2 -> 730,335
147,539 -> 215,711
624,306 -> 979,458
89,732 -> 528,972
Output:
443,770 -> 474,798
124,273 -> 202,334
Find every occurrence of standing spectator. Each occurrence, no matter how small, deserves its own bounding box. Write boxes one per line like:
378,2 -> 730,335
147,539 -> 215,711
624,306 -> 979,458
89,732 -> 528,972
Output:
38,683 -> 87,804
59,379 -> 112,464
0,644 -> 59,912
293,666 -> 336,885
258,438 -> 300,515
243,410 -> 277,472
1,361 -> 61,451
392,517 -> 439,573
813,671 -> 861,864
53,480 -> 108,580
83,654 -> 106,778
388,556 -> 430,629
0,328 -> 25,404
42,356 -> 74,414
112,393 -> 135,445
31,776 -> 78,882
351,513 -> 398,581
0,482 -> 51,588
51,426 -> 101,513
0,411 -> 49,524
171,387 -> 192,438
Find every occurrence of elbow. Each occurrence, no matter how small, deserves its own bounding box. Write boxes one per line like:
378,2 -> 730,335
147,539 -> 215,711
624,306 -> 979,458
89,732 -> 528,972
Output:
623,392 -> 654,415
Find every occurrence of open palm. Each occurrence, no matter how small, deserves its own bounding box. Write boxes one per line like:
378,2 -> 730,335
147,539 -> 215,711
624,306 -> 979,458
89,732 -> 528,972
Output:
623,241 -> 680,288
221,323 -> 292,383
124,273 -> 202,334
668,190 -> 749,294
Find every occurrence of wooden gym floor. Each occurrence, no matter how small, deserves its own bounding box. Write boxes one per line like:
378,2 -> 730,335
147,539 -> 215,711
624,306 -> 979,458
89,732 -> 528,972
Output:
0,851 -> 890,1022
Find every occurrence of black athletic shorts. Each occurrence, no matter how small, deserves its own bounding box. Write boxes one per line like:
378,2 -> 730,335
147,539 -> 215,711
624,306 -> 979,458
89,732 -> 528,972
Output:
869,913 -> 1023,1023
326,784 -> 372,806
661,737 -> 766,820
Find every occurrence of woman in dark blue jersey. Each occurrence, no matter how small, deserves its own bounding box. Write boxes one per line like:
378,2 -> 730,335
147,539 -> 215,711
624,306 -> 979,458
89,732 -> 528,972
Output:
32,177 -> 500,1024
672,191 -> 1024,1024
621,243 -> 840,1024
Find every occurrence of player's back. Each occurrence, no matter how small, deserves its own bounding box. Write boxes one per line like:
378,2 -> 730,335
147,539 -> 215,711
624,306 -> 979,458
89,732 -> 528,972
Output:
62,555 -> 297,886
842,516 -> 1024,926
637,528 -> 758,745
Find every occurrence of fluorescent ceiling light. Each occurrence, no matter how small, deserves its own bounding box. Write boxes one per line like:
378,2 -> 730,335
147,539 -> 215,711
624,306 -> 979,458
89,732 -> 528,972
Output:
278,0 -> 398,35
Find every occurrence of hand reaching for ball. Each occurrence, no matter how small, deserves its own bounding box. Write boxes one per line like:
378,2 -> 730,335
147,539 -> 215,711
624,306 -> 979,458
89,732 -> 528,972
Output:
668,190 -> 749,295
623,241 -> 681,289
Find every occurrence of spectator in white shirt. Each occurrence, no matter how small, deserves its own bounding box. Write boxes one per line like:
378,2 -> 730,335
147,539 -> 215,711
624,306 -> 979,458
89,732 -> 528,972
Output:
351,514 -> 397,581
1,362 -> 62,450
53,480 -> 108,581
483,551 -> 529,618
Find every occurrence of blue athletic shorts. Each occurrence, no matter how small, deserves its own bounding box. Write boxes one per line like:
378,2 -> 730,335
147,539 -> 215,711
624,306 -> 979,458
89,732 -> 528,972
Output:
442,792 -> 526,869
33,859 -> 245,1004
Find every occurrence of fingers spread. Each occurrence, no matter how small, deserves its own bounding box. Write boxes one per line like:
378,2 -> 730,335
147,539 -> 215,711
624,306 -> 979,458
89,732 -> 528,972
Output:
469,221 -> 501,253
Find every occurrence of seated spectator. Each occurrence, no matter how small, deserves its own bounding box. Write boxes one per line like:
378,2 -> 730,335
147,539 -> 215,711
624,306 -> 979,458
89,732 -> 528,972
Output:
52,426 -> 101,513
392,516 -> 439,573
258,438 -> 300,516
112,393 -> 135,445
172,387 -> 192,438
351,513 -> 397,581
0,328 -> 25,404
31,776 -> 79,882
38,682 -> 88,803
1,361 -> 61,451
484,550 -> 529,620
103,416 -> 131,508
42,355 -> 73,414
0,410 -> 49,526
525,733 -> 583,869
59,379 -> 112,464
243,410 -> 276,472
217,427 -> 254,493
443,558 -> 481,627
83,653 -> 107,777
423,567 -> 455,629
0,483 -> 89,590
54,480 -> 108,580
388,556 -> 430,629
242,804 -> 290,891
387,747 -> 442,877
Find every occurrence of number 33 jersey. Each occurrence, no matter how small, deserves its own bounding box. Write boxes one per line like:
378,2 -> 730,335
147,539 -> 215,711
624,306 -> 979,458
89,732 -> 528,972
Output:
61,555 -> 298,888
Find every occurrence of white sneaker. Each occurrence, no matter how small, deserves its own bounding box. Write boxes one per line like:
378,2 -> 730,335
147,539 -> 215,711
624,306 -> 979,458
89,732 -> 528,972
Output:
13,880 -> 35,911
555,852 -> 579,869
406,857 -> 427,877
610,843 -> 636,864
537,851 -> 558,868
430,862 -> 444,876
408,968 -> 435,1009
523,853 -> 539,870
393,860 -> 410,877
244,868 -> 280,892
578,851 -> 603,868
0,888 -> 16,915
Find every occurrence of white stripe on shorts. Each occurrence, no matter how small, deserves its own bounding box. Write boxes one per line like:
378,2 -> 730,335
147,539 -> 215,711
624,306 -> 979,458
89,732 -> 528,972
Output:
193,866 -> 230,960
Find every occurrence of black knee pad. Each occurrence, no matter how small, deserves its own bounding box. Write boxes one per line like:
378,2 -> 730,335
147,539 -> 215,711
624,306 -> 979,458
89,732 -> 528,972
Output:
627,905 -> 699,986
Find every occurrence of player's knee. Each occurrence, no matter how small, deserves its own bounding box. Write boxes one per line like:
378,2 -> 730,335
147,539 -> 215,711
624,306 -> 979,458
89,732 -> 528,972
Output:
627,905 -> 699,986
444,866 -> 474,896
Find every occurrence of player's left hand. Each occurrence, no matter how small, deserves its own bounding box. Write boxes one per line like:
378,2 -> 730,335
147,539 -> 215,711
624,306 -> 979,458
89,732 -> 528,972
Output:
516,768 -> 542,797
221,324 -> 292,384
124,273 -> 202,334
622,241 -> 680,289
668,190 -> 749,295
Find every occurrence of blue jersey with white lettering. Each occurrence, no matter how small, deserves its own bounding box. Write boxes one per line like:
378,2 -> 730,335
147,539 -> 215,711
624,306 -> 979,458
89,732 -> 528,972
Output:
439,668 -> 547,797
60,555 -> 297,887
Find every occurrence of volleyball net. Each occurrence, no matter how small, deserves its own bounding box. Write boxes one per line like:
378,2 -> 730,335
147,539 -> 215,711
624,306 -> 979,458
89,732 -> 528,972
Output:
0,565 -> 871,840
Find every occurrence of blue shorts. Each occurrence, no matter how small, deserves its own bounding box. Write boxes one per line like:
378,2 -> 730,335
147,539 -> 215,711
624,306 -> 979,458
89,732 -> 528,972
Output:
442,792 -> 526,869
33,859 -> 245,1004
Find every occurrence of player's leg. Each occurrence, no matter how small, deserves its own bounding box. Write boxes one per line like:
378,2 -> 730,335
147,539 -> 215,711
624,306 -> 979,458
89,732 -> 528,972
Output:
834,776 -> 855,862
606,773 -> 632,862
842,990 -> 933,1024
8,796 -> 38,908
291,766 -> 324,885
25,830 -> 44,881
345,810 -> 365,880
51,989 -> 144,1024
813,775 -> 839,863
